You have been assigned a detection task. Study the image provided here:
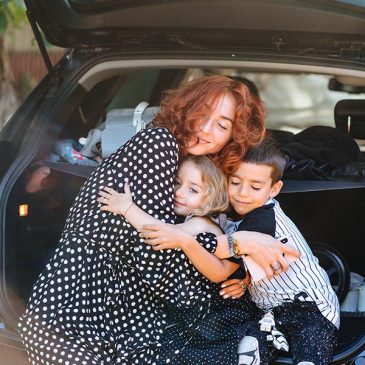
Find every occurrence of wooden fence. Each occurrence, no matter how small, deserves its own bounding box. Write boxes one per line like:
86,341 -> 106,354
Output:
9,50 -> 65,98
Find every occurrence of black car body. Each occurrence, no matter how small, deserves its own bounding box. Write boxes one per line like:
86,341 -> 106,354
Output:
0,0 -> 364,363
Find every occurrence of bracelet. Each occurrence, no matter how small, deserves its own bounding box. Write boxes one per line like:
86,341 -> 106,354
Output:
123,202 -> 135,217
227,233 -> 242,258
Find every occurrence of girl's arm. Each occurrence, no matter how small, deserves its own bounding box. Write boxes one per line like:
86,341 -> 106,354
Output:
139,221 -> 240,283
98,186 -> 242,282
180,234 -> 240,283
98,183 -> 168,231
140,225 -> 301,278
98,185 -> 222,236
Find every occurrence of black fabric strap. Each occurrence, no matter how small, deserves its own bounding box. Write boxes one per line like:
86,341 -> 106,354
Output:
45,162 -> 365,193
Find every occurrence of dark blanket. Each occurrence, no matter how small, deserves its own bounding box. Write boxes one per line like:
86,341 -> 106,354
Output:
282,126 -> 362,180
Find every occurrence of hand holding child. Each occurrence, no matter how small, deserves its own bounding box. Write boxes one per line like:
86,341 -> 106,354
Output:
140,223 -> 192,250
219,276 -> 250,299
98,182 -> 133,215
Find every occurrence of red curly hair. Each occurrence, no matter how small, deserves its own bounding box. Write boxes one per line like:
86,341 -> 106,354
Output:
151,75 -> 266,175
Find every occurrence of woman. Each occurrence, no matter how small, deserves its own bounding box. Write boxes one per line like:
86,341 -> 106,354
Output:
18,75 -> 298,365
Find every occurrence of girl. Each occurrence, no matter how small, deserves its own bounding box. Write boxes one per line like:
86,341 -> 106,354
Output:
98,155 -> 244,283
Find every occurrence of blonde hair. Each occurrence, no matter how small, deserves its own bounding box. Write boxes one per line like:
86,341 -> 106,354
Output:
180,155 -> 229,217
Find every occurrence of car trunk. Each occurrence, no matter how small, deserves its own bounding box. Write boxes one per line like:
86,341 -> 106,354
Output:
0,53 -> 364,362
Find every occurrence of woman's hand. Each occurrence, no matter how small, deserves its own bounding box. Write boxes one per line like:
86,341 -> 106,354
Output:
219,277 -> 250,299
98,183 -> 133,215
140,224 -> 192,250
215,231 -> 301,278
238,231 -> 300,278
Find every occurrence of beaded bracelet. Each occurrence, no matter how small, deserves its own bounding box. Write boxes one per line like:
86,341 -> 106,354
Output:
123,202 -> 135,217
227,233 -> 242,258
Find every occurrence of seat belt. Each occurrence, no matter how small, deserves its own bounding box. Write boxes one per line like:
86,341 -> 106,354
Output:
132,101 -> 149,133
281,179 -> 365,193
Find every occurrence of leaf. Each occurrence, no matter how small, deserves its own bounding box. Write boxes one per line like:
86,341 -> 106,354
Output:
5,0 -> 26,28
14,0 -> 26,9
0,10 -> 8,34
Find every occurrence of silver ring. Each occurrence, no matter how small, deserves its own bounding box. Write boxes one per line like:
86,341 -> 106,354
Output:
271,262 -> 282,272
240,280 -> 246,289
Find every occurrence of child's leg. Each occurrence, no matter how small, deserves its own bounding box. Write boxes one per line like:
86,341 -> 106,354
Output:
237,326 -> 273,365
290,318 -> 338,365
274,302 -> 338,365
237,336 -> 261,365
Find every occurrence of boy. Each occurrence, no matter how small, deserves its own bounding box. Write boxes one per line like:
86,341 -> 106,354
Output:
141,138 -> 340,365
226,138 -> 340,365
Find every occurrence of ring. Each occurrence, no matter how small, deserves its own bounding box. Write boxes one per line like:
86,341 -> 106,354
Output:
271,262 -> 282,272
240,280 -> 247,290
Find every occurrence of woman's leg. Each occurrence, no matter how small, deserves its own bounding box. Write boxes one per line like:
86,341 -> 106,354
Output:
18,128 -> 182,364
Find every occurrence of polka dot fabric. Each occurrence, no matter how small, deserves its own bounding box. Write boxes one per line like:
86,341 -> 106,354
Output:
18,128 -> 188,364
17,127 -> 262,364
159,290 -> 263,365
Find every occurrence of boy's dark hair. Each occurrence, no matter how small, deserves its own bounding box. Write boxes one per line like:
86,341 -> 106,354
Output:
242,137 -> 286,183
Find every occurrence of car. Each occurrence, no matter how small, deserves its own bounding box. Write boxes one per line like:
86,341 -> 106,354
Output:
0,0 -> 364,363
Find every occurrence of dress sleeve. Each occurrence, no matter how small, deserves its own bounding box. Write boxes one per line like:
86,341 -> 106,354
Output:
63,127 -> 179,239
196,232 -> 218,253
114,127 -> 179,224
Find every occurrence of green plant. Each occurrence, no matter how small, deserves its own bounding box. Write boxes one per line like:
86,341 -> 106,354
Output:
0,0 -> 26,34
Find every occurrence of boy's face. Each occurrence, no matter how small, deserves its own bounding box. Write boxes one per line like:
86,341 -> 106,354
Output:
228,162 -> 283,216
173,160 -> 205,216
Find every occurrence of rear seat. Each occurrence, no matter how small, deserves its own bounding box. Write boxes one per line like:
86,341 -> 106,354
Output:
84,103 -> 294,160
80,102 -> 160,160
267,129 -> 294,146
96,104 -> 296,159
335,99 -> 365,158
99,103 -> 159,158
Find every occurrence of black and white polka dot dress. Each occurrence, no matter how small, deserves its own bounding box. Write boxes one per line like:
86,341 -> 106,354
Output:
18,127 -> 261,364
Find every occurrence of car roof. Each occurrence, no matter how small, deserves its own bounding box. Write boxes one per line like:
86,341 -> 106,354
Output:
25,0 -> 365,66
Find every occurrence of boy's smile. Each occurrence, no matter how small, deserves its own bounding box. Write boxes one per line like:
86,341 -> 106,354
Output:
228,162 -> 282,216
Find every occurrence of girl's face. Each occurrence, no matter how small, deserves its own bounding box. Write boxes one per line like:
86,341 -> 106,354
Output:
173,160 -> 205,216
187,93 -> 235,155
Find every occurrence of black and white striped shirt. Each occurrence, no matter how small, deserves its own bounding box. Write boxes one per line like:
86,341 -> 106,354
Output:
236,199 -> 340,328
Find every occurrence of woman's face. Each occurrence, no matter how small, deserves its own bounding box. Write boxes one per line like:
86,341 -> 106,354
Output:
187,93 -> 235,155
173,160 -> 204,216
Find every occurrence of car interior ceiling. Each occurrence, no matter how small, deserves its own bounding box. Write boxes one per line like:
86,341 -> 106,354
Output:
4,67 -> 365,361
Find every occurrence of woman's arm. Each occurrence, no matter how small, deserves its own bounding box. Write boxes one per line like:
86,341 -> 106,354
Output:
214,231 -> 300,277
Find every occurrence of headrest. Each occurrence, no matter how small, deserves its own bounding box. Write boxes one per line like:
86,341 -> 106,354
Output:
334,99 -> 365,139
79,102 -> 160,159
101,104 -> 159,158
